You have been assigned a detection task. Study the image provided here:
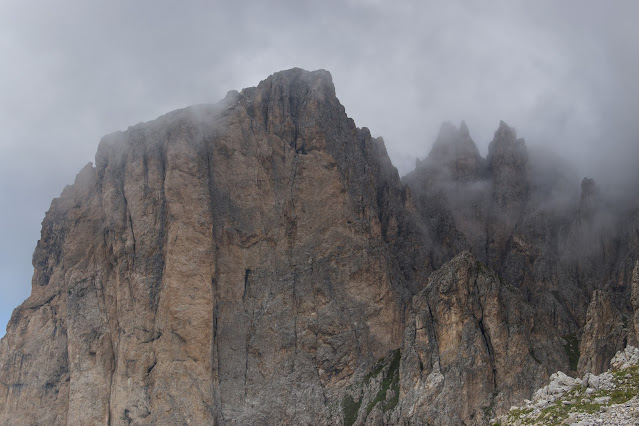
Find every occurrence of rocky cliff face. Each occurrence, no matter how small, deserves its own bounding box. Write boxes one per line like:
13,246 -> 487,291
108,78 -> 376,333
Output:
405,120 -> 639,374
578,290 -> 628,375
1,68 -> 638,425
397,252 -> 564,425
328,252 -> 564,425
0,69 -> 429,425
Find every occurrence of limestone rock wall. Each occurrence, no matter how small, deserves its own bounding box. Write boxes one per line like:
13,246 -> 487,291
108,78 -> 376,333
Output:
1,68 -> 638,425
578,290 -> 628,375
0,69 -> 425,425
397,252 -> 565,425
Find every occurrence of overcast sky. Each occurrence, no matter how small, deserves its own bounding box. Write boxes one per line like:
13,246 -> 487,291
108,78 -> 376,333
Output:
1,0 -> 638,337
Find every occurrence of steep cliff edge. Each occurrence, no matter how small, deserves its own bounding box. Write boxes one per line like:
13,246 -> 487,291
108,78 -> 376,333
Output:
0,69 -> 428,425
1,69 -> 638,425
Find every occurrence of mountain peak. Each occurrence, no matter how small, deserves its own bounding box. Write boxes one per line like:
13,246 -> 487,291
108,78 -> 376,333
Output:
3,68 -> 638,426
459,120 -> 470,137
269,67 -> 333,83
487,121 -> 528,170
230,68 -> 346,155
423,121 -> 483,181
249,68 -> 336,103
579,177 -> 600,218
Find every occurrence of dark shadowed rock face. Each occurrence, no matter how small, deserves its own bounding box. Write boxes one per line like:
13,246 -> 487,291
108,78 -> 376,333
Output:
403,122 -> 481,271
487,120 -> 529,211
421,121 -> 484,182
1,68 -> 638,425
404,117 -> 639,379
578,290 -> 628,375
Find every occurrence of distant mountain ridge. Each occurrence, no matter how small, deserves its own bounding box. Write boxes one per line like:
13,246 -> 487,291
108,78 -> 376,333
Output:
1,68 -> 638,425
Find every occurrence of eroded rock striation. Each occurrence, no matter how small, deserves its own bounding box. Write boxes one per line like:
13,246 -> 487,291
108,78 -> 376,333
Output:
397,252 -> 564,425
0,69 -> 430,425
1,68 -> 639,425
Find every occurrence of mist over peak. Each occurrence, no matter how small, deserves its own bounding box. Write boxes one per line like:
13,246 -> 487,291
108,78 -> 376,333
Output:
1,2 -> 639,423
1,58 -> 639,423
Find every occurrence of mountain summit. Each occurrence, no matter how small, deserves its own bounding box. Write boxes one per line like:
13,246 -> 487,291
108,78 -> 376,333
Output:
1,69 -> 638,425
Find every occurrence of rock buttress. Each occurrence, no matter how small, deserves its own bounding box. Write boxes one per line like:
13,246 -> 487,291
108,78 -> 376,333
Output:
0,68 -> 425,425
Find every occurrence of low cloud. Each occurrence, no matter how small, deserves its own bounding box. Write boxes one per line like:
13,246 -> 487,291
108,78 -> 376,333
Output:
1,0 -> 637,335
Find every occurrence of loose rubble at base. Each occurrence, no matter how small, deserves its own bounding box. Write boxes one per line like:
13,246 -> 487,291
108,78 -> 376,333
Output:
493,346 -> 639,425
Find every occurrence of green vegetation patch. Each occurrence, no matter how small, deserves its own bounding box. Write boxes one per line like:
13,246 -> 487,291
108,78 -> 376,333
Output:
505,387 -> 592,424
342,394 -> 362,426
366,348 -> 401,414
507,364 -> 639,424
562,333 -> 580,371
506,407 -> 533,422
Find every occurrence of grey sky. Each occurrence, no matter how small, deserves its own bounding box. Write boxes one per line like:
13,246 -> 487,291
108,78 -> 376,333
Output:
1,0 -> 638,337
